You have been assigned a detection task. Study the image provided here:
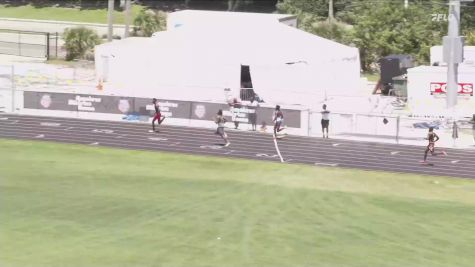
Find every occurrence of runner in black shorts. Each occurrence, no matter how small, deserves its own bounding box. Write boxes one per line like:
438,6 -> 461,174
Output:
421,127 -> 447,163
152,98 -> 165,132
321,104 -> 330,138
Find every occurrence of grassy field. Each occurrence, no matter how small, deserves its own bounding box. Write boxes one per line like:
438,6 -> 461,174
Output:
362,72 -> 380,82
1,139 -> 475,267
0,4 -> 144,24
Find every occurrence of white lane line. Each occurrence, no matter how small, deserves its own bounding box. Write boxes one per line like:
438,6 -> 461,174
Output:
314,162 -> 339,167
92,129 -> 114,134
200,145 -> 223,150
40,122 -> 61,127
64,127 -> 74,131
0,117 -> 8,120
332,143 -> 340,147
116,134 -> 128,139
273,134 -> 285,163
89,142 -> 99,145
390,151 -> 400,155
451,160 -> 460,164
148,137 -> 168,141
168,142 -> 180,147
256,153 -> 279,158
35,134 -> 45,138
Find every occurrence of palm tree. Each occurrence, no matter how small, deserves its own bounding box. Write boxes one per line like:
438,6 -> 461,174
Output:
133,9 -> 159,37
63,27 -> 101,61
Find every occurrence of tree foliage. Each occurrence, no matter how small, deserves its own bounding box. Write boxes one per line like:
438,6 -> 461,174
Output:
63,27 -> 101,61
138,0 -> 277,12
306,20 -> 351,45
466,31 -> 475,46
277,0 -> 474,71
349,1 -> 448,70
133,9 -> 166,37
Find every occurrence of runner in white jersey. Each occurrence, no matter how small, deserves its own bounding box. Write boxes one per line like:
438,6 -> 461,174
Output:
248,96 -> 259,131
321,104 -> 330,138
215,109 -> 230,147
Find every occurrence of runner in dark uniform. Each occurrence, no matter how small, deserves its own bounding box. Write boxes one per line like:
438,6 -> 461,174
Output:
152,98 -> 165,132
421,127 -> 447,163
321,104 -> 330,138
273,105 -> 284,136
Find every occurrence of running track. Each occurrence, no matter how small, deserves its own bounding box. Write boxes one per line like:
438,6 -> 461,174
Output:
0,114 -> 474,179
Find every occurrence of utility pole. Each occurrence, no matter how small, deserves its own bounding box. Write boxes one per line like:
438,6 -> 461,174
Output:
443,0 -> 463,111
328,0 -> 334,21
124,0 -> 131,38
404,0 -> 408,9
107,0 -> 114,42
442,0 -> 471,146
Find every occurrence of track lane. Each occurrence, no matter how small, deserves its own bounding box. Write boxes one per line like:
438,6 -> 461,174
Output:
1,114 -> 474,179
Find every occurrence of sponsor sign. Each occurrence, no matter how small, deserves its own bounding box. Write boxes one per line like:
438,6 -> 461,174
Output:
23,91 -> 302,128
430,82 -> 473,96
68,95 -> 101,111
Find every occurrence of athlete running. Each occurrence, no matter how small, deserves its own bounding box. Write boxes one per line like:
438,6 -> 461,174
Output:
152,98 -> 165,132
421,127 -> 447,163
273,105 -> 285,136
215,109 -> 230,147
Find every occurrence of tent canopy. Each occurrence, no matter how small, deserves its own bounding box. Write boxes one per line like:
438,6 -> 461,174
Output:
95,10 -> 361,106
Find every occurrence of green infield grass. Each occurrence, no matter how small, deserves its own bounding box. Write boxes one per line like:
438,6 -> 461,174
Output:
0,4 -> 144,24
1,138 -> 474,267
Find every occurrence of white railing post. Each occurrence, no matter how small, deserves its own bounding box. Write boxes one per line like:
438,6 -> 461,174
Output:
11,65 -> 15,113
396,115 -> 400,144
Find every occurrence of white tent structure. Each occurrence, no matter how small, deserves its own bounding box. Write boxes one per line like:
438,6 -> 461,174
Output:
430,45 -> 475,66
407,65 -> 475,116
166,9 -> 298,30
95,10 -> 361,107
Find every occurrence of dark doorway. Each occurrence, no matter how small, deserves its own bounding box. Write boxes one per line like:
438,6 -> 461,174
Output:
240,65 -> 255,101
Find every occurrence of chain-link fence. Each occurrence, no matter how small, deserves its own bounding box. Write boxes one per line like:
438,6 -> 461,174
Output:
0,65 -> 14,112
0,63 -> 96,113
0,29 -> 62,59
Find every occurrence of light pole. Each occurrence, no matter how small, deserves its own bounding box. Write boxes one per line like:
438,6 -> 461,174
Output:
442,0 -> 473,144
443,0 -> 463,112
124,0 -> 131,38
328,0 -> 334,21
107,0 -> 114,42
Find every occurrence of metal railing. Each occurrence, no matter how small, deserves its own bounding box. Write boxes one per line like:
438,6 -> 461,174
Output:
0,29 -> 61,59
1,63 -> 474,147
308,109 -> 475,145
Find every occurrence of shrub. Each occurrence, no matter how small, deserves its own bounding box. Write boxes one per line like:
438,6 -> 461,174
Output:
133,9 -> 167,37
63,27 -> 101,61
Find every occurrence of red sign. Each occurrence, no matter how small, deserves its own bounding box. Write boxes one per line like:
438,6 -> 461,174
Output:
430,82 -> 473,96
